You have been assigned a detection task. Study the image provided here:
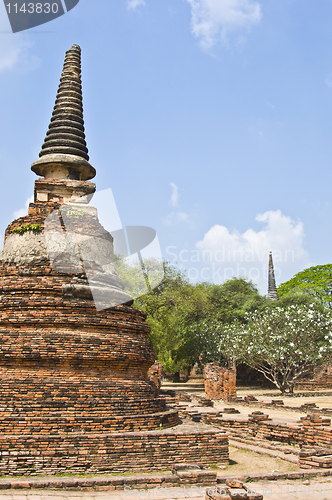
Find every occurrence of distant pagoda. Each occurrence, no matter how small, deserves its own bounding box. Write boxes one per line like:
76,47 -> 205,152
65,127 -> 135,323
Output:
268,251 -> 279,301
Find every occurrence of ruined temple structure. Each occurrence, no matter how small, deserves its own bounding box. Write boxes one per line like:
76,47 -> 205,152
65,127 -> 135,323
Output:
0,45 -> 228,474
204,363 -> 237,402
268,251 -> 279,301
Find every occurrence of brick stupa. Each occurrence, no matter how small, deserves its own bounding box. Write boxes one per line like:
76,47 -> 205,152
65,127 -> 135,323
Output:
0,45 -> 228,474
268,251 -> 279,301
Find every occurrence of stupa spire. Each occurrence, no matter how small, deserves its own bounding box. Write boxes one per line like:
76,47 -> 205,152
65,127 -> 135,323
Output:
268,251 -> 279,301
31,44 -> 96,181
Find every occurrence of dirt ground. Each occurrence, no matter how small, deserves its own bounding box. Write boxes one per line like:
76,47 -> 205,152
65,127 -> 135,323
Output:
1,479 -> 332,499
219,446 -> 298,476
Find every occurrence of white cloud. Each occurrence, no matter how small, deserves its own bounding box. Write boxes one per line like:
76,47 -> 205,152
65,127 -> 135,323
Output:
164,183 -> 195,226
164,211 -> 193,226
13,196 -> 33,219
325,75 -> 332,88
170,182 -> 179,207
194,210 -> 311,293
185,0 -> 262,50
127,0 -> 146,11
0,2 -> 42,73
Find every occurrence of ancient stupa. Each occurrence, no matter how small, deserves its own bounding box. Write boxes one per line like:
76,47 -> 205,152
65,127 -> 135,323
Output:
0,45 -> 227,474
268,251 -> 279,301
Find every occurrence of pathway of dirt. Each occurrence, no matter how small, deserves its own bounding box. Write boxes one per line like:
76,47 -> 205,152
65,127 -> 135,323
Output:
227,442 -> 299,466
1,478 -> 332,500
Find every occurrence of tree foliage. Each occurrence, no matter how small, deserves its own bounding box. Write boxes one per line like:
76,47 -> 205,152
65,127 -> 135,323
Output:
222,304 -> 332,393
278,264 -> 332,309
133,262 -> 207,372
133,268 -> 265,372
207,278 -> 267,322
123,258 -> 332,390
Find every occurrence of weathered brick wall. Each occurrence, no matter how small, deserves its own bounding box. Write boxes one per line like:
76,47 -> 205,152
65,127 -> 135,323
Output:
0,199 -> 180,436
0,429 -> 228,475
203,363 -> 237,402
0,259 -> 176,432
204,413 -> 332,449
0,194 -> 230,474
299,448 -> 332,469
296,365 -> 332,391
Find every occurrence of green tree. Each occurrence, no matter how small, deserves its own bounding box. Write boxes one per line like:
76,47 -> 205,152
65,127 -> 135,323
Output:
207,277 -> 267,322
278,264 -> 332,309
133,262 -> 210,373
173,277 -> 266,369
132,267 -> 265,373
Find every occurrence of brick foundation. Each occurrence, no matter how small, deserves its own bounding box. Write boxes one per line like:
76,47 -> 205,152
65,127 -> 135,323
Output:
0,425 -> 228,475
299,448 -> 332,469
296,365 -> 332,391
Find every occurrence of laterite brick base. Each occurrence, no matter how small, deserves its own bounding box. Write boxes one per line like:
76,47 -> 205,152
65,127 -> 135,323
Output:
0,424 -> 228,475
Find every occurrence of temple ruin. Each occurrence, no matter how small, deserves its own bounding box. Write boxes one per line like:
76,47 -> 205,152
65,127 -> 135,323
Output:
0,44 -> 228,475
268,251 -> 279,301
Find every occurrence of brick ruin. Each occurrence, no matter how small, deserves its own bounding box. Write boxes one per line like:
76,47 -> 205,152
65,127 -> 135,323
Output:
203,363 -> 237,402
295,365 -> 332,390
0,44 -> 228,474
204,409 -> 332,469
148,361 -> 163,389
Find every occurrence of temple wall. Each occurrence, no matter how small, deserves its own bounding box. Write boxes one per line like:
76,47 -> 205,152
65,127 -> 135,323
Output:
0,429 -> 228,475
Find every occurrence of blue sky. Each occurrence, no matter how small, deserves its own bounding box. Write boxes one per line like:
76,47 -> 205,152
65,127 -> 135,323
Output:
1,0 -> 332,294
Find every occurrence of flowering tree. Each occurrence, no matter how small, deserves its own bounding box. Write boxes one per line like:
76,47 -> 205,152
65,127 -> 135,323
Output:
222,304 -> 332,394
